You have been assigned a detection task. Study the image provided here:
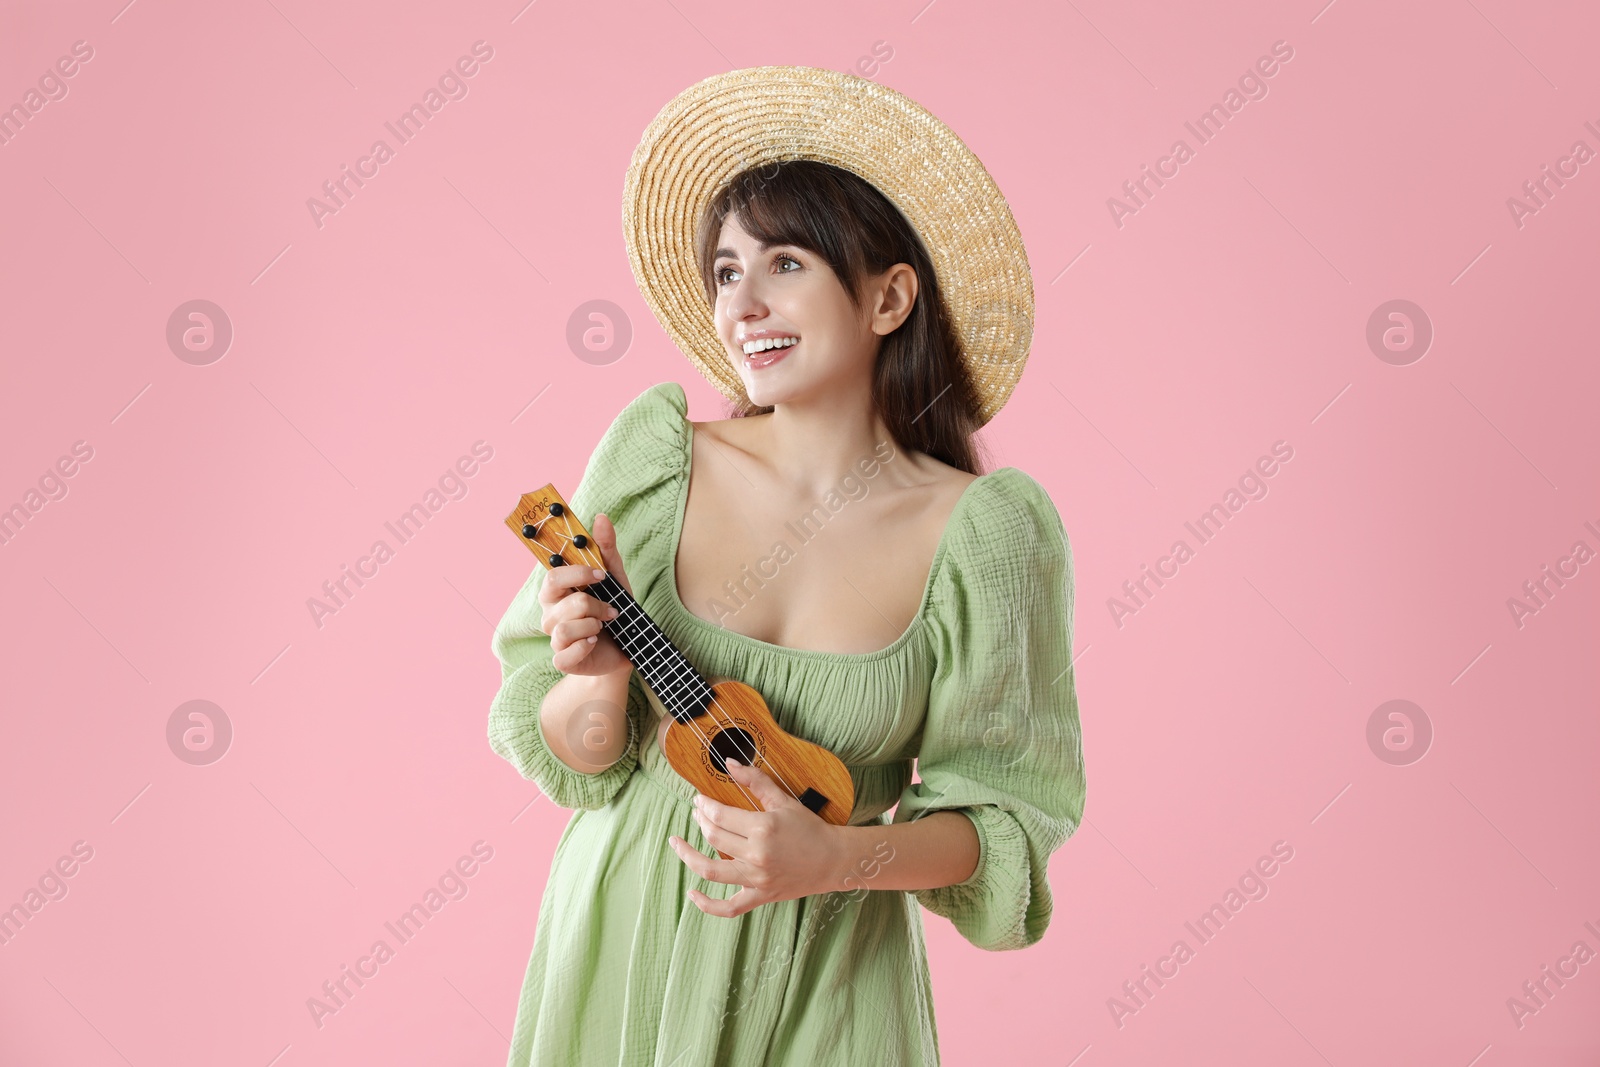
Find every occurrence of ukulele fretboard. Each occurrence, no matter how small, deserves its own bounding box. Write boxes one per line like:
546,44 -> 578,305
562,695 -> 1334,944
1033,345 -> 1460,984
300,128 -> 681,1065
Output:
581,574 -> 715,725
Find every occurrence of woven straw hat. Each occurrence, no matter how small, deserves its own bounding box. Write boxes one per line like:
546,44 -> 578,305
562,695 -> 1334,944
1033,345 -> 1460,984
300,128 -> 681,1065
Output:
621,66 -> 1035,427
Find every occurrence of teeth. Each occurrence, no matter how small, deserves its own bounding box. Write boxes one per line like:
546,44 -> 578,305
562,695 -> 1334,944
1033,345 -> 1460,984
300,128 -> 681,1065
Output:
742,337 -> 799,355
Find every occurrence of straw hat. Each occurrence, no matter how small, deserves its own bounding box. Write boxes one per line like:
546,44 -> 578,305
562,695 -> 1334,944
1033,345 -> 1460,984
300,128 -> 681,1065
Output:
620,66 -> 1035,427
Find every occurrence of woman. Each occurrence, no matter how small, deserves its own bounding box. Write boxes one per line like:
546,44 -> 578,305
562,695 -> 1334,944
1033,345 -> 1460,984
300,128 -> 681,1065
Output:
488,67 -> 1085,1066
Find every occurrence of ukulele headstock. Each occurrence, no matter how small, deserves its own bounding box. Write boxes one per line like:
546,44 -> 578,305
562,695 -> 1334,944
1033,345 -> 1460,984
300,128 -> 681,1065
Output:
504,485 -> 600,572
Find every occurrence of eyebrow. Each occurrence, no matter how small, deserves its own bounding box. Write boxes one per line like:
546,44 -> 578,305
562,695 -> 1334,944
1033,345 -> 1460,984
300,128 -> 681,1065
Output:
712,240 -> 792,263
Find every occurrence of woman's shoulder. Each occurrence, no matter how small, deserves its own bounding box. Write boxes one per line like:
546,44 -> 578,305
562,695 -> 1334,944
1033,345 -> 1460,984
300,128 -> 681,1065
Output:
593,382 -> 690,455
957,467 -> 1066,545
613,380 -> 690,427
573,382 -> 692,510
935,465 -> 1071,592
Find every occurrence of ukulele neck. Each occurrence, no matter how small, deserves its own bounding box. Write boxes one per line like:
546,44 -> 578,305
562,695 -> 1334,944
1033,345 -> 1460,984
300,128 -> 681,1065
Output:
586,578 -> 713,725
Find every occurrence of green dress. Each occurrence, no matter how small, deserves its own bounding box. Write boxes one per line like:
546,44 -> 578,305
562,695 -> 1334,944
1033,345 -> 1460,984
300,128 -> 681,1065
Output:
488,382 -> 1085,1066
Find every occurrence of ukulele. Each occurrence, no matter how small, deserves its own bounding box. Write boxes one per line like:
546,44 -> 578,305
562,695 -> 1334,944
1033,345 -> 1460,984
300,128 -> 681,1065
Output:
505,485 -> 856,857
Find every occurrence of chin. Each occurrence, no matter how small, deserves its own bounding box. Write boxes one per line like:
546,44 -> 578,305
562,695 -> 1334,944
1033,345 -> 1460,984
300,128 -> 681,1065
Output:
732,365 -> 788,407
741,382 -> 783,408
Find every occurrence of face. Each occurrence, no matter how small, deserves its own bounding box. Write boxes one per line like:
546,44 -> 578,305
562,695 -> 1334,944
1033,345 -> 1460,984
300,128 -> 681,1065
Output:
710,212 -> 915,410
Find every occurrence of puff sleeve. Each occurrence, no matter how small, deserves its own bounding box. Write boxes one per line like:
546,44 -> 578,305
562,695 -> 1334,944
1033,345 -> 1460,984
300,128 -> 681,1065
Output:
487,383 -> 689,811
891,470 -> 1086,951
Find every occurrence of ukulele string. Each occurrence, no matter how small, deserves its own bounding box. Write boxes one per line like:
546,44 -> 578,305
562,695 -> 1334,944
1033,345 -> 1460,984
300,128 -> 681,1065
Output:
543,512 -> 808,809
595,572 -> 811,809
538,515 -> 771,809
533,514 -> 743,795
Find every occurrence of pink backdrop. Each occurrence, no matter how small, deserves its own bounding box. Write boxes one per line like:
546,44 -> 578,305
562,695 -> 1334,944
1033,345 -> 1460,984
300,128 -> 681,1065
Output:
2,1 -> 1597,1064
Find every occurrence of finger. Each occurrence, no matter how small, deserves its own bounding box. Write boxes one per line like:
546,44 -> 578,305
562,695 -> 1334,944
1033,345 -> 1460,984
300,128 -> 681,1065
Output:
555,591 -> 620,624
592,514 -> 632,597
688,884 -> 764,919
551,616 -> 606,648
695,793 -> 761,840
551,632 -> 602,672
700,762 -> 790,838
692,806 -> 750,859
725,758 -> 798,813
668,835 -> 747,886
541,564 -> 607,604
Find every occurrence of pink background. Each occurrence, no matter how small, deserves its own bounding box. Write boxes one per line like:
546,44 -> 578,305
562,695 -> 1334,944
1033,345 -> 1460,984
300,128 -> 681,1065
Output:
2,1 -> 1597,1064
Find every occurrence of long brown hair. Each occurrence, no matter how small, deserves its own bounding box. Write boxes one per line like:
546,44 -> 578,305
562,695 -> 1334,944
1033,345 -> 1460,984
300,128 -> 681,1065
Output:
693,159 -> 989,475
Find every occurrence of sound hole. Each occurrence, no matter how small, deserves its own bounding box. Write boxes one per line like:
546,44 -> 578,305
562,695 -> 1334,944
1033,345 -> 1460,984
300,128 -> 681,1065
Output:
707,727 -> 757,776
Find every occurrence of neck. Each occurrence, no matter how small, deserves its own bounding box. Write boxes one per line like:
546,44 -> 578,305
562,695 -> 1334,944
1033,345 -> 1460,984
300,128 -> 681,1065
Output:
757,383 -> 900,494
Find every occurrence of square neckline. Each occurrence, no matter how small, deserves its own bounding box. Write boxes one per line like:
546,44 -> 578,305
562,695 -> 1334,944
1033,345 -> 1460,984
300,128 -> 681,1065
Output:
659,407 -> 1005,661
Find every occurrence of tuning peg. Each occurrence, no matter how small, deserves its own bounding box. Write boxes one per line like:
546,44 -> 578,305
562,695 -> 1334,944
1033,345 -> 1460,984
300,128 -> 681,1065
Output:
549,503 -> 565,516
573,535 -> 588,548
548,553 -> 564,568
521,523 -> 537,539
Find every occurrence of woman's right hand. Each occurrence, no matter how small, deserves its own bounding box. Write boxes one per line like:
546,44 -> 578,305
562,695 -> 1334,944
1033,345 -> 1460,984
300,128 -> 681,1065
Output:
538,512 -> 636,677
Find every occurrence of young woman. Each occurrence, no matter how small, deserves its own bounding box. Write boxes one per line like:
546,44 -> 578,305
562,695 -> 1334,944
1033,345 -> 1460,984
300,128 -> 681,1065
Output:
489,67 -> 1085,1066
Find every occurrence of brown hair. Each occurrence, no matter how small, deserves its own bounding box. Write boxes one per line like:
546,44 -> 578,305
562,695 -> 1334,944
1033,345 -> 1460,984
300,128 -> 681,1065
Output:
693,159 -> 989,475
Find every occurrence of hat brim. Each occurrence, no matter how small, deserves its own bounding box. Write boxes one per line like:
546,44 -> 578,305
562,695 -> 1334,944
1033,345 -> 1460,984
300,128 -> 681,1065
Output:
621,66 -> 1034,428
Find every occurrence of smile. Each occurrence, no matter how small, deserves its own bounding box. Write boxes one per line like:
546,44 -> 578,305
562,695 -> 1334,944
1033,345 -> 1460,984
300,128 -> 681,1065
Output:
742,337 -> 798,369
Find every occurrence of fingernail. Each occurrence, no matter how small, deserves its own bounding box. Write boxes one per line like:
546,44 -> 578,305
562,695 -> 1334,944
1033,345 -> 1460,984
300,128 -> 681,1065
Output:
587,635 -> 598,644
592,568 -> 606,580
727,758 -> 741,768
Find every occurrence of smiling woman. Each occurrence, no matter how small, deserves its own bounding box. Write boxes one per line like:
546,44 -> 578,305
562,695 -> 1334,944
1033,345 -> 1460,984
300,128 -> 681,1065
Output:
488,66 -> 1084,1067
694,159 -> 985,476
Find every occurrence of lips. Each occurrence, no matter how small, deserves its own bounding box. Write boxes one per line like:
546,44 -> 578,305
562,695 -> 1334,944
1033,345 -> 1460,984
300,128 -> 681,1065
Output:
743,339 -> 796,369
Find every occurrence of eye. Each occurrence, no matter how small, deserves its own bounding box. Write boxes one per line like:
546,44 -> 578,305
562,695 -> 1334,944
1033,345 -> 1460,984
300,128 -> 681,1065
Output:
715,253 -> 802,288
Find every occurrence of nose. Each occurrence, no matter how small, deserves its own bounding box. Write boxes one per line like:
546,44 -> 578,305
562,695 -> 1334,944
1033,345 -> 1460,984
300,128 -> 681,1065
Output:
723,271 -> 768,324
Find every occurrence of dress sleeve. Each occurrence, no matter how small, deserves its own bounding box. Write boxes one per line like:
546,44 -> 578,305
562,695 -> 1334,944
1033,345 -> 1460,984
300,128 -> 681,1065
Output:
891,470 -> 1086,951
486,382 -> 690,811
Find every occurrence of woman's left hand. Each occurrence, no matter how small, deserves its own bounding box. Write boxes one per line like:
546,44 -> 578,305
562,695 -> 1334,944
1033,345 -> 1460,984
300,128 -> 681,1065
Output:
668,758 -> 848,918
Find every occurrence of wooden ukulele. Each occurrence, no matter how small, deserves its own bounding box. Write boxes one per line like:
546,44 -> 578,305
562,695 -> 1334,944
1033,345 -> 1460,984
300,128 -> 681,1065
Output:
505,485 -> 856,856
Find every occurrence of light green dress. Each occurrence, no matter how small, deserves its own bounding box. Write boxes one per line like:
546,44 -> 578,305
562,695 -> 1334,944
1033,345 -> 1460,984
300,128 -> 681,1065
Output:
488,382 -> 1085,1066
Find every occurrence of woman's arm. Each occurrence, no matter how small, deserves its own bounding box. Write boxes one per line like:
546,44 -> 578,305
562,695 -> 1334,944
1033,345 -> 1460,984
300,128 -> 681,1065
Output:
672,759 -> 984,917
824,810 -> 980,893
538,663 -> 634,774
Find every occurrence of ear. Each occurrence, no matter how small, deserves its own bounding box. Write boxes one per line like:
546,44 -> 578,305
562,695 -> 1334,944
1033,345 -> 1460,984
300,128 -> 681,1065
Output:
869,262 -> 918,336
